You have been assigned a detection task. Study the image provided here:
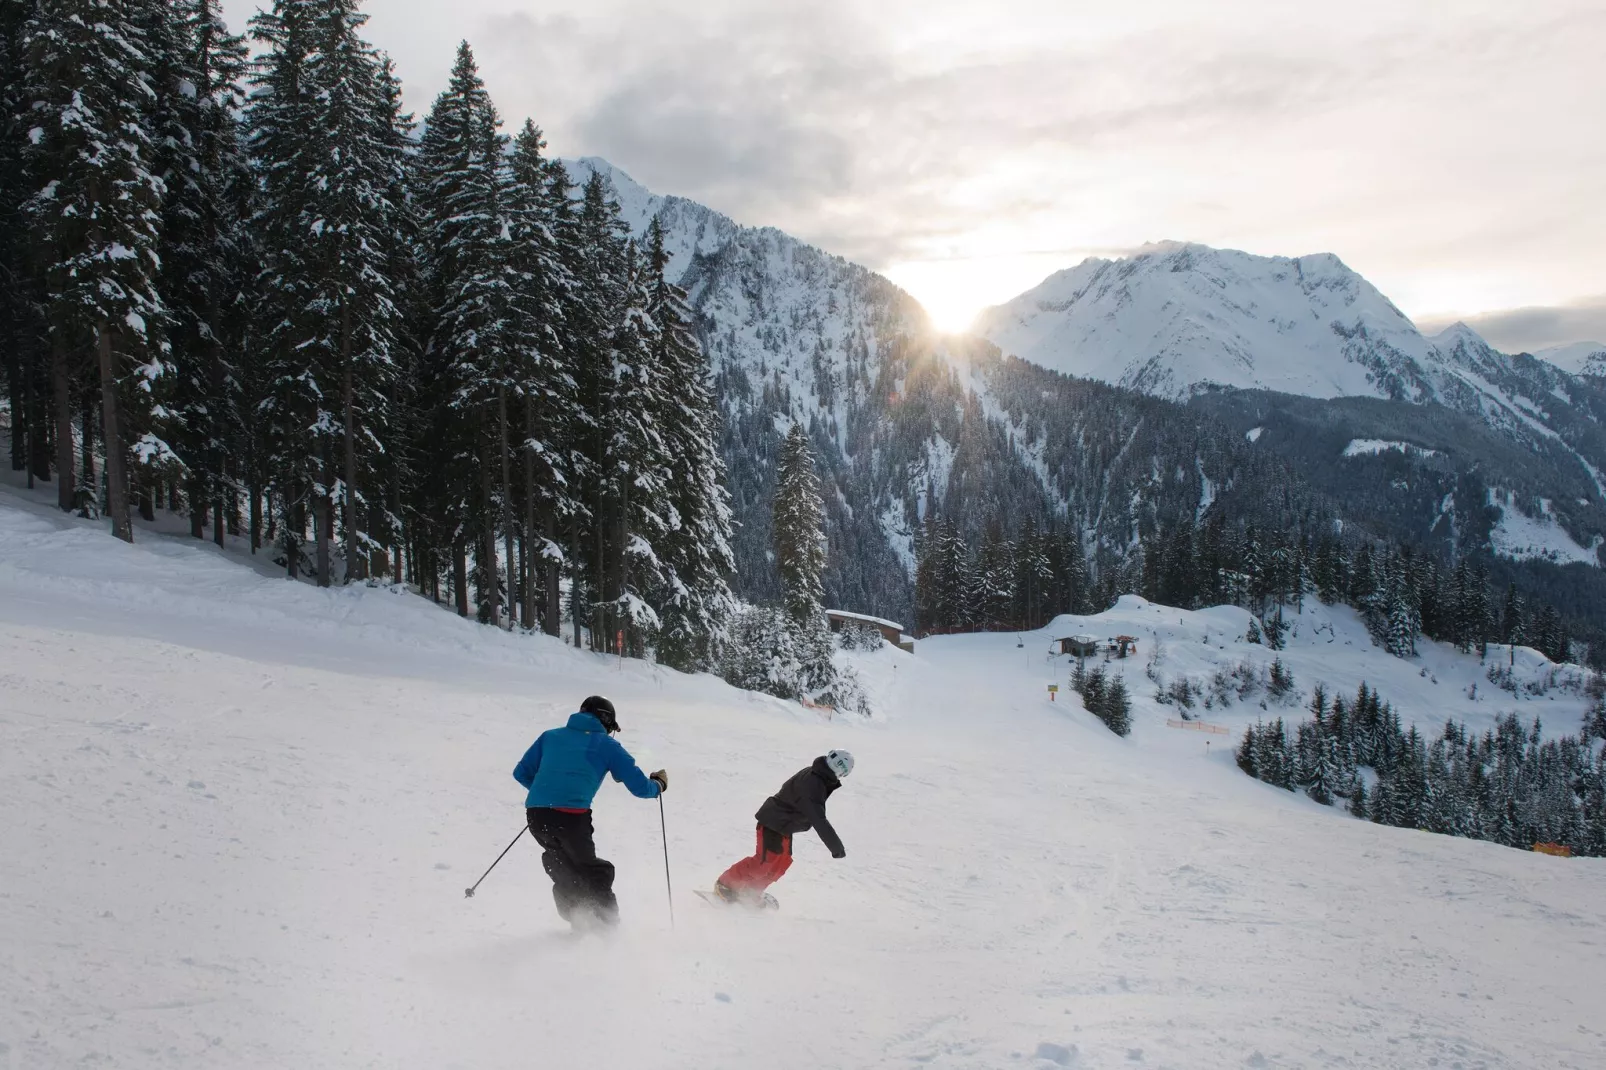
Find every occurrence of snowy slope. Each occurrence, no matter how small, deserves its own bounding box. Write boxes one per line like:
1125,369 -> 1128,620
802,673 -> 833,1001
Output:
6,484 -> 1606,1068
1538,340 -> 1606,378
972,242 -> 1441,402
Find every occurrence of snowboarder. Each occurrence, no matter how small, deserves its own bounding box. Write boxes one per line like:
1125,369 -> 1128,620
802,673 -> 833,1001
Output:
713,750 -> 853,907
513,695 -> 667,928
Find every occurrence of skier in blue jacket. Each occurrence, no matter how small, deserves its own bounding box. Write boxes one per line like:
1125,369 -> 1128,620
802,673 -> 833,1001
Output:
513,695 -> 667,927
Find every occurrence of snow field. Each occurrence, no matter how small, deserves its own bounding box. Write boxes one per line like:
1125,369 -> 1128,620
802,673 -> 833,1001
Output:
3,487 -> 1606,1069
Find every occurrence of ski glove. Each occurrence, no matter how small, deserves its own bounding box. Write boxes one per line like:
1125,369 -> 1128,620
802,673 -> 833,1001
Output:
650,770 -> 668,793
831,847 -> 846,859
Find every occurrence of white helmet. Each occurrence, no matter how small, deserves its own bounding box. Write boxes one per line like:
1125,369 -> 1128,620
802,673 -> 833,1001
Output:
826,749 -> 855,779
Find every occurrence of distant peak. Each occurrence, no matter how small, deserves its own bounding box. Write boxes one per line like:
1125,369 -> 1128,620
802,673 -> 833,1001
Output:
1430,321 -> 1489,348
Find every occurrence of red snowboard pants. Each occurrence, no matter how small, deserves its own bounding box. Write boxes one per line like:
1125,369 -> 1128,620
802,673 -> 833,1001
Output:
717,824 -> 793,894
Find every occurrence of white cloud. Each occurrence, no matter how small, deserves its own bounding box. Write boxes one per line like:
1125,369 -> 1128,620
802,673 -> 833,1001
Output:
222,0 -> 1606,337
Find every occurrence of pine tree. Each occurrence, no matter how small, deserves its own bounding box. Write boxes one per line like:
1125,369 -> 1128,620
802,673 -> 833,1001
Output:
247,1 -> 408,587
23,0 -> 170,542
2,0 -> 52,491
1535,604 -> 1567,664
562,170 -> 631,646
1502,583 -> 1525,647
1236,724 -> 1259,777
418,41 -> 522,618
773,423 -> 827,626
1102,673 -> 1133,736
597,238 -> 673,652
246,0 -> 320,576
644,217 -> 735,670
159,0 -> 251,546
504,121 -> 576,636
970,520 -> 1014,630
1386,584 -> 1419,659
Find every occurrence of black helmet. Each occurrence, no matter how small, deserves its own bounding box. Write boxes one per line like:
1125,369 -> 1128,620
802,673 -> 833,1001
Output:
580,695 -> 619,733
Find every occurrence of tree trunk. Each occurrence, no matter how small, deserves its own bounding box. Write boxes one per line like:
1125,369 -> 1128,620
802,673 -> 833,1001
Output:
499,387 -> 516,630
137,469 -> 155,522
523,396 -> 546,633
96,326 -> 131,542
315,453 -> 332,587
315,495 -> 332,586
78,384 -> 96,517
481,521 -> 501,628
545,510 -> 561,638
51,335 -> 75,511
453,543 -> 469,617
478,424 -> 501,626
341,302 -> 363,582
190,478 -> 208,538
24,354 -> 50,485
571,515 -> 584,648
6,345 -> 24,472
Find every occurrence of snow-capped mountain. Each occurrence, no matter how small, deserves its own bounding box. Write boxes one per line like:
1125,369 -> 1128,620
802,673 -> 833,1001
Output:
562,158 -> 938,611
562,161 -> 1606,628
1538,340 -> 1606,378
972,244 -> 1606,567
972,242 -> 1441,403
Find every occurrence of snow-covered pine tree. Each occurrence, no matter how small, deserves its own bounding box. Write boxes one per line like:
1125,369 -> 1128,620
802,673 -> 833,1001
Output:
417,41 -> 518,622
247,0 -> 321,578
774,422 -> 828,626
644,217 -> 735,670
969,521 -> 1014,631
935,519 -> 973,631
1380,555 -> 1420,658
1307,735 -> 1338,805
301,0 -> 406,586
771,421 -> 836,692
1012,519 -> 1053,629
597,238 -> 671,654
562,171 -> 630,647
1102,673 -> 1133,736
22,0 -> 169,542
247,0 -> 408,586
158,0 -> 251,547
1,0 -> 52,488
1236,724 -> 1258,777
914,508 -> 944,635
504,121 -> 576,636
1535,604 -> 1566,663
1502,583 -> 1525,647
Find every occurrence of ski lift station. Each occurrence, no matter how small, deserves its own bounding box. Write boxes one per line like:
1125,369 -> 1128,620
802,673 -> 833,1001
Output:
1053,634 -> 1139,659
1055,635 -> 1102,658
827,609 -> 916,652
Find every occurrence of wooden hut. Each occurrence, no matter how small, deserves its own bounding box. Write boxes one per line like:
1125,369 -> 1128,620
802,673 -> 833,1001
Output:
1055,635 -> 1101,658
826,610 -> 915,652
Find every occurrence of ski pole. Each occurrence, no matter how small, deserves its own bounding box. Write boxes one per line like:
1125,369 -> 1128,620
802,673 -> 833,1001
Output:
464,824 -> 529,899
658,794 -> 675,928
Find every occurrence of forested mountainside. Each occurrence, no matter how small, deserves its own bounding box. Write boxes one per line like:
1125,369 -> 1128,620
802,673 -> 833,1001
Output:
973,244 -> 1606,554
580,159 -> 1606,660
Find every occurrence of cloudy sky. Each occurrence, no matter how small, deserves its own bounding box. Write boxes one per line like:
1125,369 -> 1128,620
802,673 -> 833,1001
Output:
223,0 -> 1605,347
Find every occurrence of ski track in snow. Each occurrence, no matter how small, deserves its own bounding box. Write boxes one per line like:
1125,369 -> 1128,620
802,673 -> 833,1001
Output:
3,483 -> 1606,1070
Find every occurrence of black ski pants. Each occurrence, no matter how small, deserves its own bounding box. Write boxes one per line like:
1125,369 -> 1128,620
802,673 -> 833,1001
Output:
527,807 -> 618,924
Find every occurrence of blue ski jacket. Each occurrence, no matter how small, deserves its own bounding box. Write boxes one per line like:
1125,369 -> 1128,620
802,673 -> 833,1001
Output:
513,712 -> 661,810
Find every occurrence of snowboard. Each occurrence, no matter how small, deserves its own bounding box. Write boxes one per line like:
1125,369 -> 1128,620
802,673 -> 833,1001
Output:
694,888 -> 778,911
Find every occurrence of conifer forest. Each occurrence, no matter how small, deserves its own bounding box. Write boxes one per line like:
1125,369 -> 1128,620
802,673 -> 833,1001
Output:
1,3 -> 735,671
